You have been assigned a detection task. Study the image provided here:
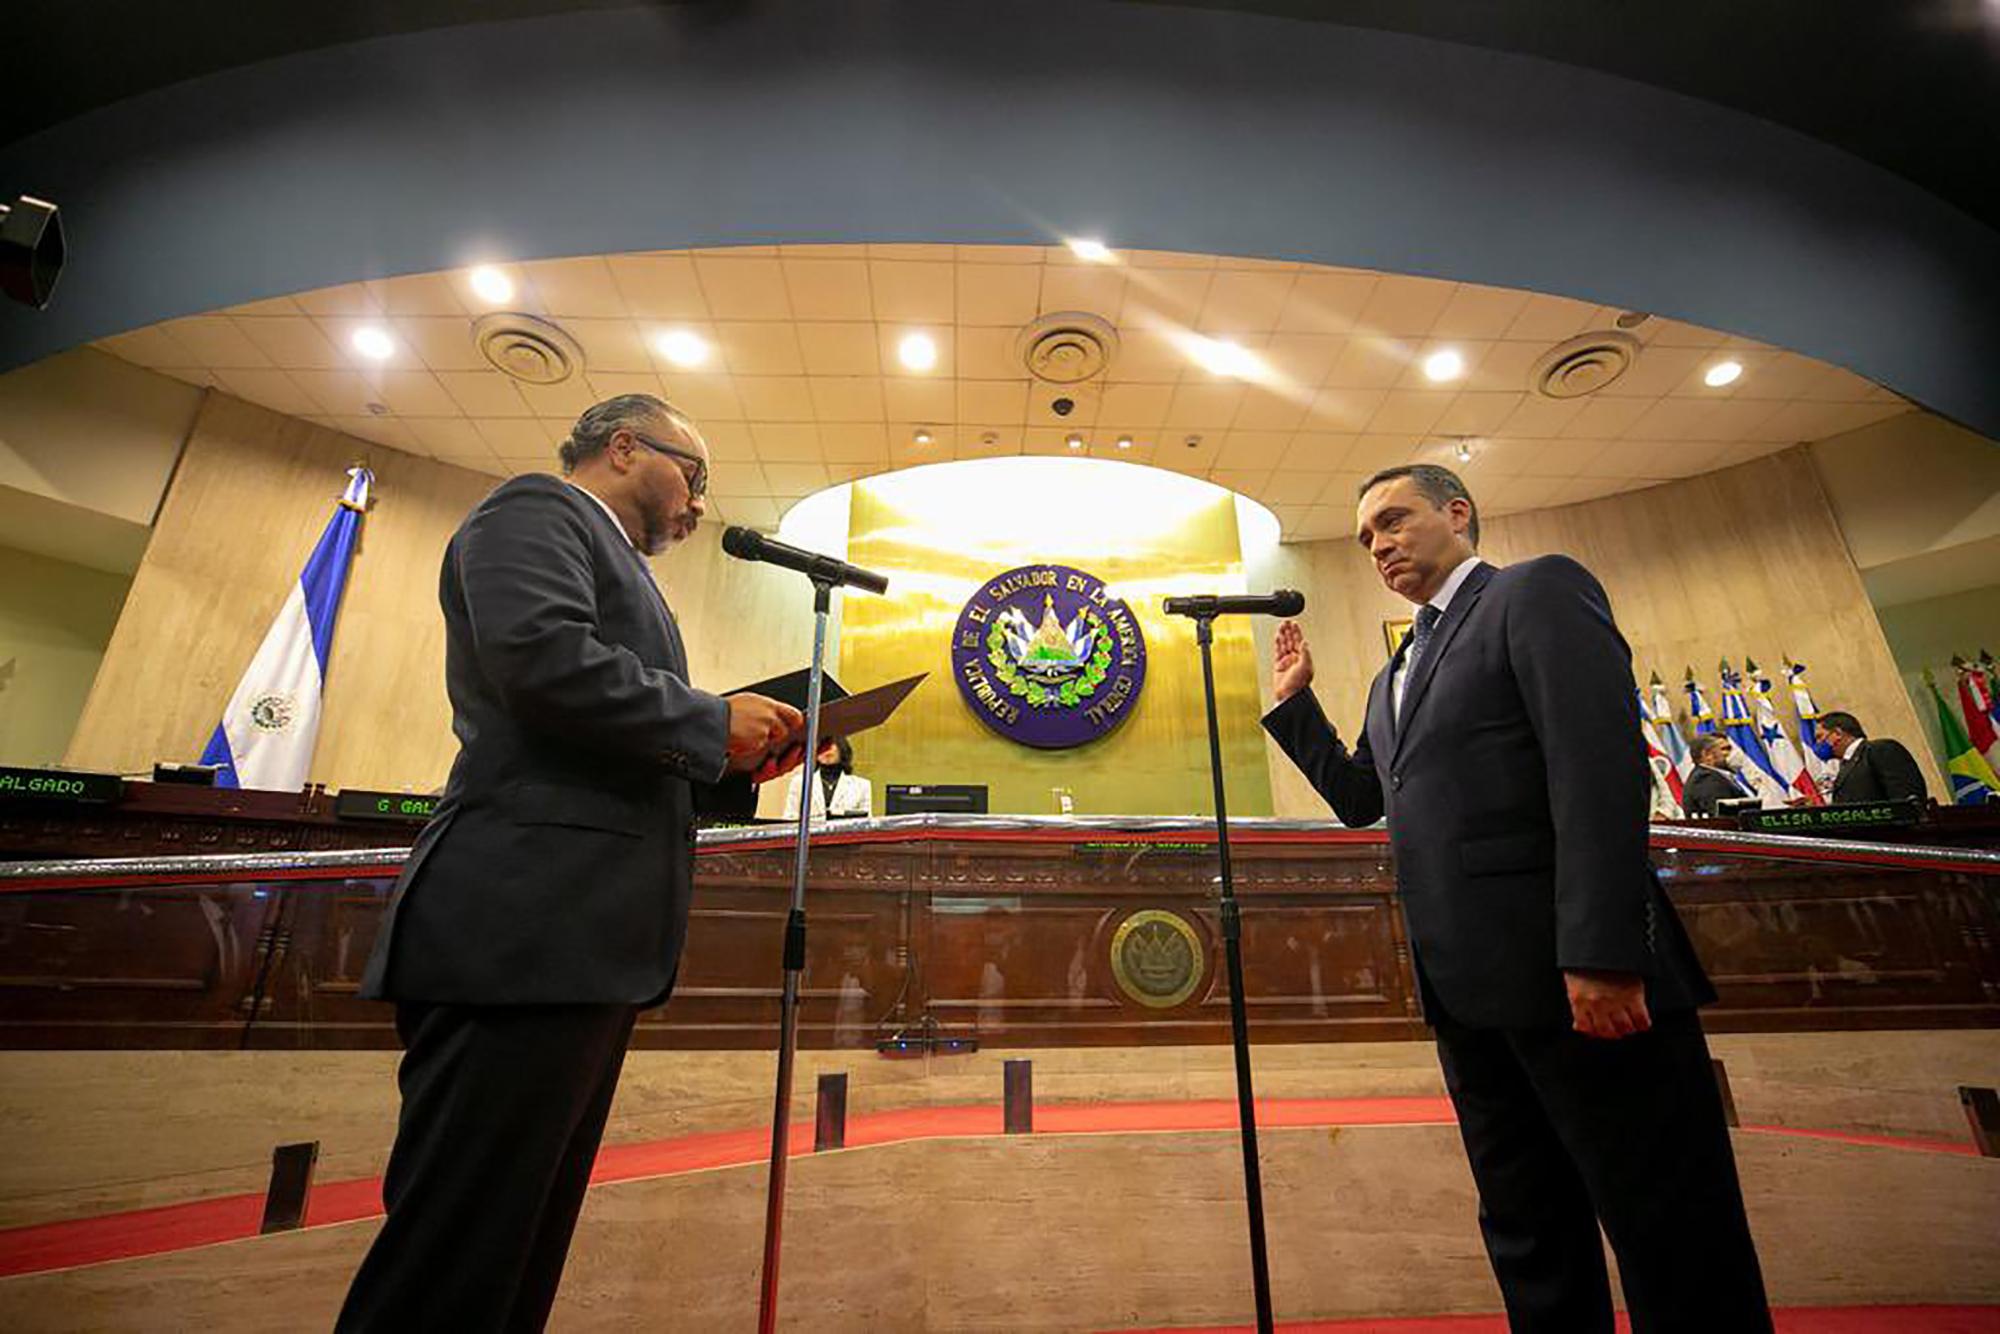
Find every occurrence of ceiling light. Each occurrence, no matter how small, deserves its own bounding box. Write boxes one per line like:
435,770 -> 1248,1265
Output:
655,329 -> 709,368
913,428 -> 933,446
468,266 -> 514,304
351,326 -> 394,361
1065,238 -> 1114,263
1704,359 -> 1743,388
1188,336 -> 1261,379
1423,348 -> 1464,382
1116,435 -> 1133,451
1453,439 -> 1474,464
1065,433 -> 1085,450
897,332 -> 938,372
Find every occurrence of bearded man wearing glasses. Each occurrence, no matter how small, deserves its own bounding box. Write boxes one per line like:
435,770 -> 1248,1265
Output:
340,394 -> 805,1332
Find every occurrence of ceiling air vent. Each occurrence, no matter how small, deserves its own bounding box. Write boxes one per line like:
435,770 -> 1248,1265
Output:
1017,311 -> 1119,384
1531,331 -> 1640,399
473,313 -> 584,385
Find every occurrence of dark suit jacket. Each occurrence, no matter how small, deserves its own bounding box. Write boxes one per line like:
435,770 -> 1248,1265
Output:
1263,556 -> 1712,1029
1682,765 -> 1748,818
360,475 -> 738,1007
1830,738 -> 1929,804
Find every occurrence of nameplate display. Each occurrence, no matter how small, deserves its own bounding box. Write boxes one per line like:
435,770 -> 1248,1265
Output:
334,790 -> 441,823
0,766 -> 124,805
1740,799 -> 1921,834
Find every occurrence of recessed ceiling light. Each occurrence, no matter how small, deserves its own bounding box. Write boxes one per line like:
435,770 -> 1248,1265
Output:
1453,439 -> 1474,464
1423,348 -> 1465,382
1066,238 -> 1114,263
1116,435 -> 1133,450
1188,336 -> 1261,379
655,329 -> 709,368
1704,359 -> 1744,388
468,266 -> 514,304
1065,433 -> 1085,450
913,428 -> 933,446
351,326 -> 394,361
898,331 -> 939,372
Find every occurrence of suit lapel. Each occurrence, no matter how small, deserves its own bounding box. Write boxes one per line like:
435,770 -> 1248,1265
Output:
1390,561 -> 1495,763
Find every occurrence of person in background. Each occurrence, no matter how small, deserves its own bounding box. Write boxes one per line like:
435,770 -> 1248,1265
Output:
1683,732 -> 1756,817
783,734 -> 872,821
1820,710 -> 1929,803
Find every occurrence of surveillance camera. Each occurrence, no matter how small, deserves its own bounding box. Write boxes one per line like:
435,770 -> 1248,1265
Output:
1050,396 -> 1075,416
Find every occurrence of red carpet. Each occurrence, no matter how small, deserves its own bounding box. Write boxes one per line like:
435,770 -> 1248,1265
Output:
1111,1309 -> 2000,1333
0,1096 -> 1977,1279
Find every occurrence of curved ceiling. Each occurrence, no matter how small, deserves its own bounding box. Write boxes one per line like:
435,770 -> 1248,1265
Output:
7,2 -> 1996,230
3,1 -> 1994,442
96,244 -> 1907,539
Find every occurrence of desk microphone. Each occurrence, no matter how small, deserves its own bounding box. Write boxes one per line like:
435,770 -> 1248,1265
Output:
1162,590 -> 1305,617
721,526 -> 889,594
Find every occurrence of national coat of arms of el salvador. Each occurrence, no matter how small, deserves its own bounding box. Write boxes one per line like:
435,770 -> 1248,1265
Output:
949,564 -> 1147,749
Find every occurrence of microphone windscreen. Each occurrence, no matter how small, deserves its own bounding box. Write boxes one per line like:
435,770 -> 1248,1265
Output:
1272,589 -> 1306,616
721,526 -> 763,560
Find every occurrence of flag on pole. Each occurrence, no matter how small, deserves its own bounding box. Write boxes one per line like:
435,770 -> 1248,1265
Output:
1955,655 -> 2000,768
1980,651 -> 2000,733
1784,657 -> 1834,793
1924,670 -> 1999,805
1684,668 -> 1719,735
1718,660 -> 1786,806
1748,659 -> 1823,805
1636,684 -> 1684,817
198,466 -> 373,790
1649,672 -> 1694,791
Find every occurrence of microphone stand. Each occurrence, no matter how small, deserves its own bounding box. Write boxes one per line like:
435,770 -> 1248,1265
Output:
1192,611 -> 1275,1334
757,574 -> 833,1334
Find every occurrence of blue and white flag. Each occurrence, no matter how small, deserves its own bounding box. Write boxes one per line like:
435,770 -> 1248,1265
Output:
1785,657 -> 1835,790
1683,668 -> 1719,735
1718,660 -> 1785,808
198,467 -> 373,790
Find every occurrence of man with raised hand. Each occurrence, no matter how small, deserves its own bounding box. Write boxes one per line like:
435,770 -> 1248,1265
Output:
1264,464 -> 1767,1332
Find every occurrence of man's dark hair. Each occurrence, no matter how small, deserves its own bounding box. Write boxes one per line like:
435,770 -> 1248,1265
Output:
559,393 -> 690,473
1358,463 -> 1480,546
1820,711 -> 1865,738
1690,732 -> 1731,765
821,735 -> 854,773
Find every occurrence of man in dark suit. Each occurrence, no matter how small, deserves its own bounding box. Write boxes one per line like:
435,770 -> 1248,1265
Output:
1263,464 -> 1767,1332
1683,732 -> 1756,817
338,394 -> 805,1332
1820,710 -> 1930,804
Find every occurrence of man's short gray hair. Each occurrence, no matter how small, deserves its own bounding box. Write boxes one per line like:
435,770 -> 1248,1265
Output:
1357,463 -> 1480,546
558,393 -> 693,473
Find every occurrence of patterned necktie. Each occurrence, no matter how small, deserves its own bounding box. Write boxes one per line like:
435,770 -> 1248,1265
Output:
1399,604 -> 1444,720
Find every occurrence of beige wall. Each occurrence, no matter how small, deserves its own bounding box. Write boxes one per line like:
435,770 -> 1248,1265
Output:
1261,448 -> 1942,816
0,546 -> 131,768
0,347 -> 200,529
65,392 -> 811,790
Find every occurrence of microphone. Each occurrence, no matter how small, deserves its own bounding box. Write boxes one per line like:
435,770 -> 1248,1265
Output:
1161,590 -> 1305,618
721,526 -> 889,594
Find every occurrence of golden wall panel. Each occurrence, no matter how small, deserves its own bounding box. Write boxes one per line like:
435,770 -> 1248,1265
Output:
839,460 -> 1272,815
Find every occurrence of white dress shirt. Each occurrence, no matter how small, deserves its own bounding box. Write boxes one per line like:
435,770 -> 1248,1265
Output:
1391,555 -> 1485,718
569,481 -> 635,549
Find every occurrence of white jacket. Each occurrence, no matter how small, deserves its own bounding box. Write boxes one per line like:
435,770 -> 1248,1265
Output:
782,770 -> 873,822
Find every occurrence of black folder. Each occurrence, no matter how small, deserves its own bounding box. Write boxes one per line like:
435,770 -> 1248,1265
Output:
726,669 -> 925,739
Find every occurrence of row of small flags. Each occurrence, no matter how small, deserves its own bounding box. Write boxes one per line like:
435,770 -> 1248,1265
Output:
1637,652 -> 2000,813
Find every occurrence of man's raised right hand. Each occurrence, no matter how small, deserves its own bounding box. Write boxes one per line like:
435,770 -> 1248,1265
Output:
1272,619 -> 1315,703
724,693 -> 805,774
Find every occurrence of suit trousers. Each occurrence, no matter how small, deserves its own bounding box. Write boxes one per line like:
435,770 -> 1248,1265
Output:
1432,1005 -> 1770,1334
336,1001 -> 638,1333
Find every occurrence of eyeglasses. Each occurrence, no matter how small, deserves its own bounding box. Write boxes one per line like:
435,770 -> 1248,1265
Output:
629,430 -> 709,498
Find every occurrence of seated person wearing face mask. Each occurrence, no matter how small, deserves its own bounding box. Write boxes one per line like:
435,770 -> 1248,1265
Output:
783,735 -> 872,822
